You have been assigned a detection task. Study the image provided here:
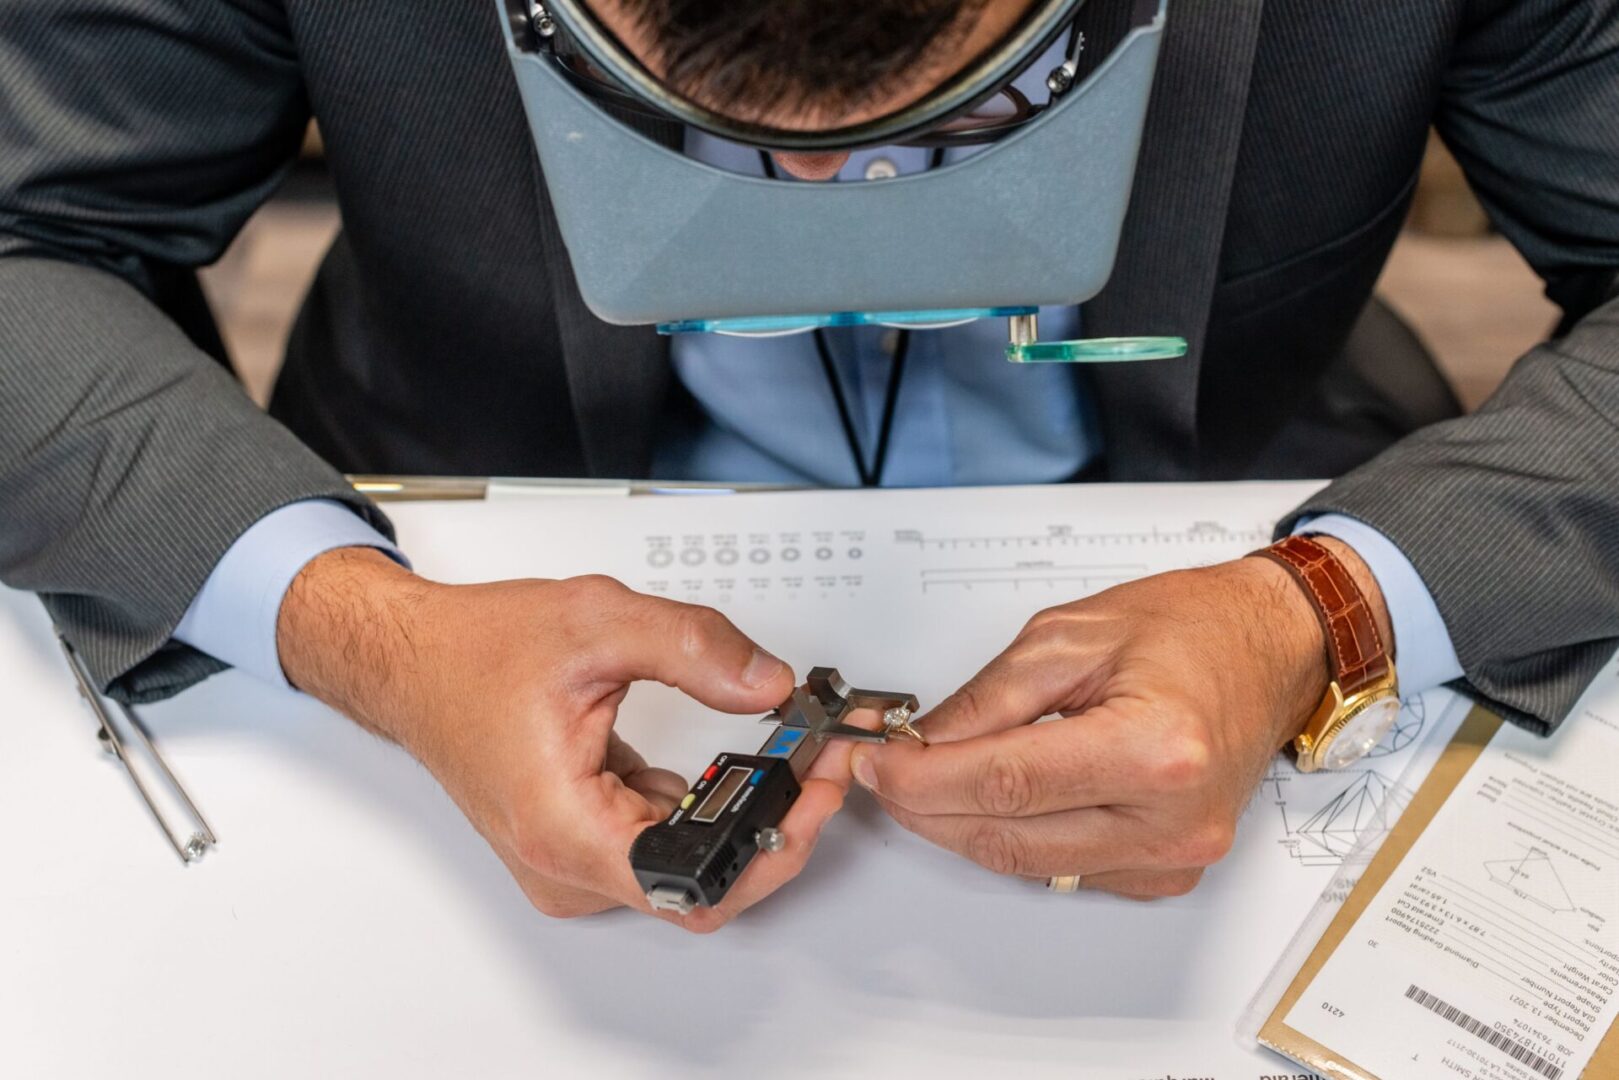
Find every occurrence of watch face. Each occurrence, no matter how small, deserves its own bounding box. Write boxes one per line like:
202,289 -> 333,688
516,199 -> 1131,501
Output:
1322,695 -> 1402,770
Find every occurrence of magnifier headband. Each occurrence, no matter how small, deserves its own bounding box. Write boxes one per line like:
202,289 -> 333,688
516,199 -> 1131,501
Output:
530,0 -> 1085,153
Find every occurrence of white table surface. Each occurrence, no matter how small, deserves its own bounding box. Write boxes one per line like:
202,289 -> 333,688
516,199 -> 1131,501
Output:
1,484 -> 1420,1079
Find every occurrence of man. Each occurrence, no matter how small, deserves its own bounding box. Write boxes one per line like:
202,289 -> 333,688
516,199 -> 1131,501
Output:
1,0 -> 1616,930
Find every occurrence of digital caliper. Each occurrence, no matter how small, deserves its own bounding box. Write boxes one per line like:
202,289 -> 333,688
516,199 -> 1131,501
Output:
630,667 -> 921,915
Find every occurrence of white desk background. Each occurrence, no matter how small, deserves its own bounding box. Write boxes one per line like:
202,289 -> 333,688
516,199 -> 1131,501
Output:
0,483 -> 1447,1078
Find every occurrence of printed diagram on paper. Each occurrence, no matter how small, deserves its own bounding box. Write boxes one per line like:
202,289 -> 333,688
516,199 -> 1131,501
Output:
641,528 -> 872,604
895,519 -> 1271,594
1260,692 -> 1434,870
374,483 -> 1481,1080
639,517 -> 1272,605
1485,847 -> 1580,915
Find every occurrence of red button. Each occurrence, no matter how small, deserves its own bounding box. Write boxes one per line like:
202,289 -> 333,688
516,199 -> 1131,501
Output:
702,765 -> 718,782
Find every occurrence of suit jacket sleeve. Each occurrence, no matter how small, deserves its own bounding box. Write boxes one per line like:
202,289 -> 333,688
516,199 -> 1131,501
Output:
0,0 -> 393,703
1282,0 -> 1619,734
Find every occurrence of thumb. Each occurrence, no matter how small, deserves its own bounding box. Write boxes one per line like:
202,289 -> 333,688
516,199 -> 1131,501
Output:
576,582 -> 795,714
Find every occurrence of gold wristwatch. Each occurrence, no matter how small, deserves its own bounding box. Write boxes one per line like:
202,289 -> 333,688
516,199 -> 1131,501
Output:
1254,536 -> 1401,772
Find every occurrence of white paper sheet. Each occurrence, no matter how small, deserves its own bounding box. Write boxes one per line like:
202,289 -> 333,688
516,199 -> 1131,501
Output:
1278,655 -> 1619,1080
0,483 -> 1466,1078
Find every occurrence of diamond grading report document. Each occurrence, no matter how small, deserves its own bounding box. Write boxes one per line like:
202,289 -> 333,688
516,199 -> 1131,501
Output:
1262,655 -> 1619,1080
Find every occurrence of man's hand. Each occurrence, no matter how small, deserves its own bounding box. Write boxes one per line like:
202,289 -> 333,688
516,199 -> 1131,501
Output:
276,548 -> 855,931
849,538 -> 1391,899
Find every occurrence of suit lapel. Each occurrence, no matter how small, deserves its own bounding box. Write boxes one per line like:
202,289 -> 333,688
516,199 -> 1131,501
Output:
1085,0 -> 1266,480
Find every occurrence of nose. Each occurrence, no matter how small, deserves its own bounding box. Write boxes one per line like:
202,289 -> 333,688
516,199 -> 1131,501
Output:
771,151 -> 850,181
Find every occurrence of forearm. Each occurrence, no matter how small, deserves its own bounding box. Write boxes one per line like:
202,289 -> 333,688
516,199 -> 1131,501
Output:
0,257 -> 390,701
1284,288 -> 1619,732
274,547 -> 438,744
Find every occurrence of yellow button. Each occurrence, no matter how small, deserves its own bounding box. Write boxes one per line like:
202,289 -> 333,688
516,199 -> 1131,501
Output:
680,793 -> 695,810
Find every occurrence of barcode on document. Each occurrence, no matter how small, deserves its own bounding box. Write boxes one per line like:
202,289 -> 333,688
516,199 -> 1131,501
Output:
1405,984 -> 1562,1080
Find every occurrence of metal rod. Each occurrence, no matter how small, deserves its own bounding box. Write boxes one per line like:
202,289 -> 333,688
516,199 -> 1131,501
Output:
117,700 -> 217,849
56,633 -> 215,865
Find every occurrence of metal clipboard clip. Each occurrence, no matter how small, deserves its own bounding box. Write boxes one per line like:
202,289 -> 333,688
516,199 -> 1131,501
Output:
56,632 -> 217,864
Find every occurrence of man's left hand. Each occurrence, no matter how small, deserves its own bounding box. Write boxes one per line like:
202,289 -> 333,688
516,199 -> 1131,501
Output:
849,539 -> 1390,899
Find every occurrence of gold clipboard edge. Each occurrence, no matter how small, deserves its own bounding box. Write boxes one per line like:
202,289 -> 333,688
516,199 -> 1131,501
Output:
345,475 -> 809,503
347,475 -> 489,502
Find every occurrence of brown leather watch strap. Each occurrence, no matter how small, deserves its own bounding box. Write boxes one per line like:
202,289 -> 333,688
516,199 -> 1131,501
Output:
1254,535 -> 1391,697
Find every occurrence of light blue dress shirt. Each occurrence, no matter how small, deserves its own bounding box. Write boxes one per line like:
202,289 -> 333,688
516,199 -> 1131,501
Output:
174,499 -> 407,688
176,37 -> 1464,693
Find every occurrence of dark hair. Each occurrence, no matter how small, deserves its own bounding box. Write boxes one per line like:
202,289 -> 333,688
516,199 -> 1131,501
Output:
613,0 -> 982,119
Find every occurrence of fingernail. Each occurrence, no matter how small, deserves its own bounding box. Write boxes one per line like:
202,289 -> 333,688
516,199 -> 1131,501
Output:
741,647 -> 786,689
851,749 -> 878,793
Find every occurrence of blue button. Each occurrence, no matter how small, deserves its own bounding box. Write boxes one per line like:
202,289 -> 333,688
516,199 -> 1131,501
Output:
750,769 -> 765,785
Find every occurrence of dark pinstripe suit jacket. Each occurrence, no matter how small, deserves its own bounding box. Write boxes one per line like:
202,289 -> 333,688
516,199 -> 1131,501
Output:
1,1 -> 1617,731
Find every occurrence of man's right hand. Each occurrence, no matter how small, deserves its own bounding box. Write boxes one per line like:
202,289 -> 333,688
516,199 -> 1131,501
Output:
275,547 -> 850,931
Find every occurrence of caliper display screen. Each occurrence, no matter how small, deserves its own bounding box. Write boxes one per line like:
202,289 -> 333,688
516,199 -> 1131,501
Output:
691,765 -> 750,824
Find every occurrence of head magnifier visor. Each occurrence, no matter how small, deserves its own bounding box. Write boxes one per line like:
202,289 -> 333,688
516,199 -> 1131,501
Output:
527,0 -> 1087,153
498,0 -> 1186,362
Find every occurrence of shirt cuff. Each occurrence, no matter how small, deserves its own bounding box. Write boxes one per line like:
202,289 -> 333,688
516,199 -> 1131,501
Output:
173,499 -> 409,688
1293,514 -> 1464,694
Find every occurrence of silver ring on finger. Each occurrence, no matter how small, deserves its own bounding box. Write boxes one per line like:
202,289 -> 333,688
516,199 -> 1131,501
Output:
1046,874 -> 1082,893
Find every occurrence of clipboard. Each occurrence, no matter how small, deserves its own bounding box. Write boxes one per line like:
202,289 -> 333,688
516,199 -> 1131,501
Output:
1258,705 -> 1619,1079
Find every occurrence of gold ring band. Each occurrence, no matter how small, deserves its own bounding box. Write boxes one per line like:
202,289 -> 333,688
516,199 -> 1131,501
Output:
1046,875 -> 1082,893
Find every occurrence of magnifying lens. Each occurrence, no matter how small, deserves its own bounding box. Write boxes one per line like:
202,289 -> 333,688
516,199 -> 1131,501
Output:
496,0 -> 1185,363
